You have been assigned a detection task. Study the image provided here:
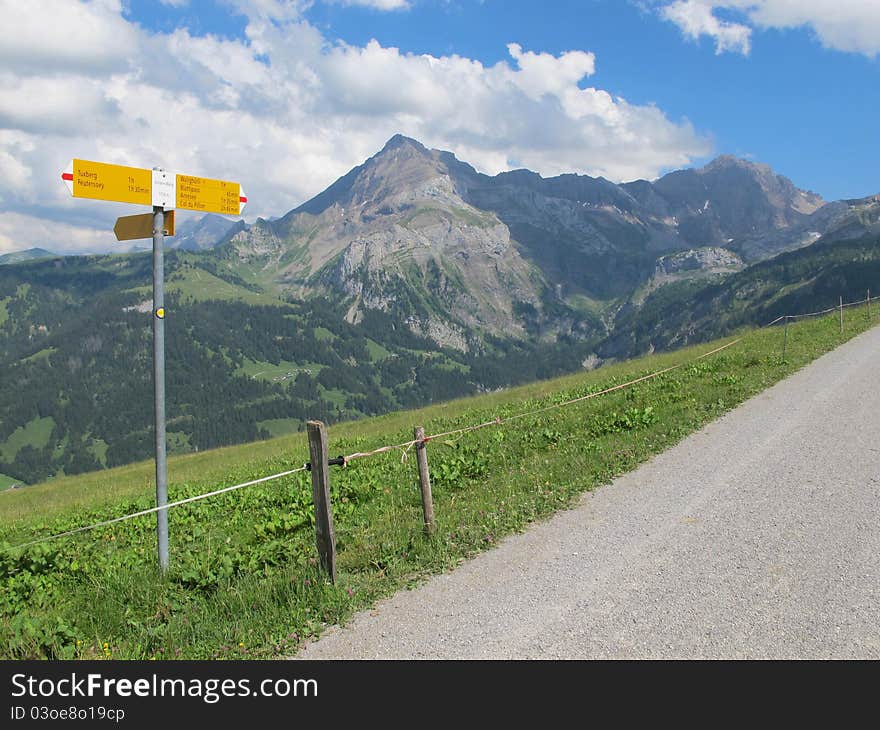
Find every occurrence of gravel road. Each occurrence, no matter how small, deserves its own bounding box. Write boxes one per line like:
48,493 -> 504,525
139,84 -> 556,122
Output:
297,326 -> 880,659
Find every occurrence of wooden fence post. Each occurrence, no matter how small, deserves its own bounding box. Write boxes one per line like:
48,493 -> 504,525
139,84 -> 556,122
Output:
307,420 -> 336,582
839,295 -> 844,334
414,427 -> 435,535
868,289 -> 872,321
782,316 -> 789,361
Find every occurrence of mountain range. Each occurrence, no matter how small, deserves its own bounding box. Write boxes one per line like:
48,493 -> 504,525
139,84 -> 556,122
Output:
1,135 -> 877,483
0,248 -> 57,265
204,134 -> 878,347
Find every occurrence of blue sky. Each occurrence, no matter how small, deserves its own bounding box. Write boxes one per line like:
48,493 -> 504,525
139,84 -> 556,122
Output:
1,0 -> 878,253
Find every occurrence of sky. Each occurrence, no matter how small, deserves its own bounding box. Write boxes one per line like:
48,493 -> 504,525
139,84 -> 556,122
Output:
0,0 -> 878,254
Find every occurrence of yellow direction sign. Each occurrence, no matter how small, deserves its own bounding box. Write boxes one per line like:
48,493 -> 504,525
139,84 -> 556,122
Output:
62,159 -> 246,214
176,174 -> 247,216
113,210 -> 175,241
62,159 -> 153,206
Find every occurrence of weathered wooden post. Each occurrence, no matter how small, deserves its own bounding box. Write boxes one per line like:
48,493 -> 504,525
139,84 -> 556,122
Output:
413,427 -> 435,535
307,420 -> 336,582
782,316 -> 789,362
839,295 -> 844,334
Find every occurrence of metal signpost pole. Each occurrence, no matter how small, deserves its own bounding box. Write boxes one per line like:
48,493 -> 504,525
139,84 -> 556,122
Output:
152,205 -> 169,571
63,159 -> 246,572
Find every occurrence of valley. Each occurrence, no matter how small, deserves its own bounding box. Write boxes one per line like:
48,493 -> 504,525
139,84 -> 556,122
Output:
1,136 -> 878,485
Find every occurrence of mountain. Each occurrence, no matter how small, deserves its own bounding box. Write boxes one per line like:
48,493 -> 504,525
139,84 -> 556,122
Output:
0,249 -> 589,484
602,228 -> 880,359
219,135 -> 550,349
0,248 -> 57,265
214,136 -> 861,349
2,135 -> 878,484
170,213 -> 241,252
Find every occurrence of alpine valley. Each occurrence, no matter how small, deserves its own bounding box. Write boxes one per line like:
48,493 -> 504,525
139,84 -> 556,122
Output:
2,135 -> 878,484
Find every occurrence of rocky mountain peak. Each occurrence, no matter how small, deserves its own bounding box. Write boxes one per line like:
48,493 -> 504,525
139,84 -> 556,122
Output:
379,133 -> 428,154
290,135 -> 454,219
701,154 -> 767,174
352,134 -> 455,208
699,155 -> 824,212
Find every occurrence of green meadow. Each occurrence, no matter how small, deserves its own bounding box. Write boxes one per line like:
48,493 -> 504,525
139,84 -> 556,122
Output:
0,307 -> 875,659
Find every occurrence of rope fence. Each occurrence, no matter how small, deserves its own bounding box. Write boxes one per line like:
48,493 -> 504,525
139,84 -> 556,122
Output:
2,466 -> 309,553
764,291 -> 878,327
3,288 -> 875,561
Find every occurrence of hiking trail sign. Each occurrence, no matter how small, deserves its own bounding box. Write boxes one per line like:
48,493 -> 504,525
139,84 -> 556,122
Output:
61,159 -> 247,215
60,157 -> 247,572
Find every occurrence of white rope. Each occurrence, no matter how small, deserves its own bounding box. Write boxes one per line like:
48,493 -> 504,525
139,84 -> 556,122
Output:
3,465 -> 309,553
765,293 -> 879,326
6,288 -> 877,553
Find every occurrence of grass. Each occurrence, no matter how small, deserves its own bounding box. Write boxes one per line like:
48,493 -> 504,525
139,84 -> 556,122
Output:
0,298 -> 8,327
0,309 -> 876,659
166,432 -> 192,456
164,266 -> 279,306
86,439 -> 109,466
0,473 -> 23,489
21,347 -> 56,364
236,358 -> 321,382
564,293 -> 609,316
365,338 -> 392,362
0,416 -> 55,462
258,418 -> 302,438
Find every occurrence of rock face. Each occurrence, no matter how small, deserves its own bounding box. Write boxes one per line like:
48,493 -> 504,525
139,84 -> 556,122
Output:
226,136 -> 545,341
634,155 -> 824,245
654,247 -> 743,277
215,134 -> 876,348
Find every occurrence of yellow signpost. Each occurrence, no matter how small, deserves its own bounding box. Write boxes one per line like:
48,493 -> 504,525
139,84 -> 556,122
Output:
176,174 -> 247,216
60,156 -> 246,573
63,159 -> 153,206
61,160 -> 246,215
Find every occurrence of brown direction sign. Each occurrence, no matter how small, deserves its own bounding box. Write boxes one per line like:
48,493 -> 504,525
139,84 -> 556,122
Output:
113,210 -> 175,241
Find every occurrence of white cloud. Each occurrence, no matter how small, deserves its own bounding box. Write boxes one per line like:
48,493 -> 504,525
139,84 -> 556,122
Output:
748,0 -> 880,56
660,0 -> 880,57
330,0 -> 411,8
0,212 -> 110,255
0,74 -> 122,136
507,43 -> 597,100
661,1 -> 752,54
0,0 -> 138,75
226,0 -> 310,23
0,1 -> 711,253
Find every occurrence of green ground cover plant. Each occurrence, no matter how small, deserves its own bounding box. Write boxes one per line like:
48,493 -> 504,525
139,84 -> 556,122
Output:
0,306 -> 875,659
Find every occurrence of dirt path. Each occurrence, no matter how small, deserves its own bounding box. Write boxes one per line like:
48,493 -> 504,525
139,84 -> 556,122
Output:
297,326 -> 880,659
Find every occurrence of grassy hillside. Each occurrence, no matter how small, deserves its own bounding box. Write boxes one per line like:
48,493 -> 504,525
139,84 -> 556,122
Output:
1,307 -> 875,659
0,473 -> 22,490
0,252 -> 598,484
3,232 -> 877,485
0,417 -> 54,462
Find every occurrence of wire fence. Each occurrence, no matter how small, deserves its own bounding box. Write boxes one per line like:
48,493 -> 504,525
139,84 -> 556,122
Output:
764,291 -> 878,327
3,289 -> 876,556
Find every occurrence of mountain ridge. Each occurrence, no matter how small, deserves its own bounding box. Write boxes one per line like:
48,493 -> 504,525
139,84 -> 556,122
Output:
210,135 -> 874,348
